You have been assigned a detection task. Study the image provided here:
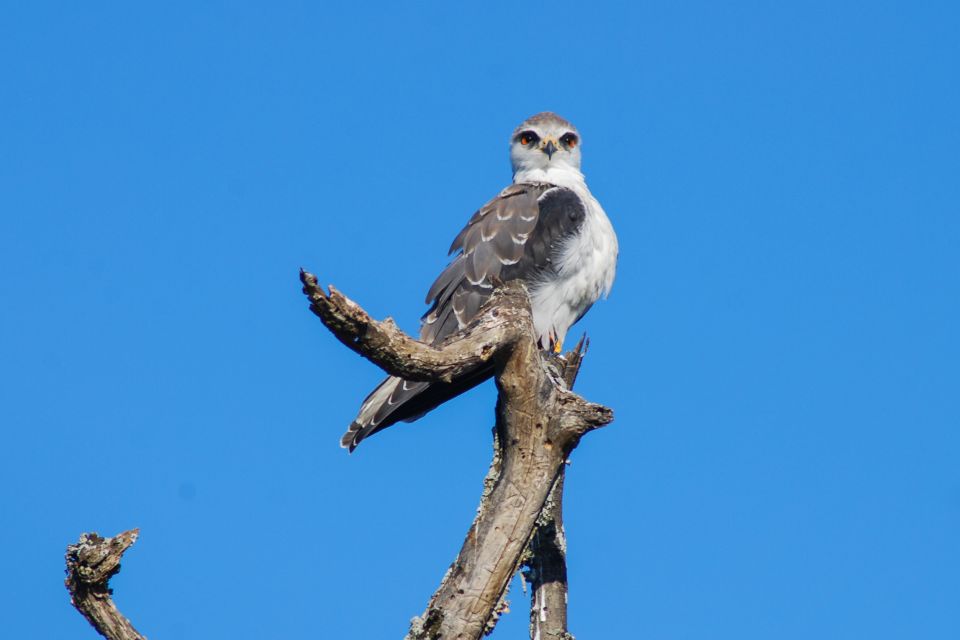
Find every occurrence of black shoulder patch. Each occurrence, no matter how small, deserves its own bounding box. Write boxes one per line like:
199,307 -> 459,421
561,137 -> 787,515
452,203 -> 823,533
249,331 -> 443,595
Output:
502,187 -> 586,280
539,187 -> 587,228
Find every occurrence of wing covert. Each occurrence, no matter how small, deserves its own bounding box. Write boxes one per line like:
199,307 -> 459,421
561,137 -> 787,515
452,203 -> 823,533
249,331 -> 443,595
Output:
421,182 -> 586,346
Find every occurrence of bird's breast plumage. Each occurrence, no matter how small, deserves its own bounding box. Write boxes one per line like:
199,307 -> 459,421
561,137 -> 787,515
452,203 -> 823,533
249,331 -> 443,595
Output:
528,182 -> 618,346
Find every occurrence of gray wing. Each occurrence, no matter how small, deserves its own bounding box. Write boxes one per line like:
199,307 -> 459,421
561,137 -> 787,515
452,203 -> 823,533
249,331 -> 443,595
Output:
341,182 -> 586,451
421,182 -> 586,344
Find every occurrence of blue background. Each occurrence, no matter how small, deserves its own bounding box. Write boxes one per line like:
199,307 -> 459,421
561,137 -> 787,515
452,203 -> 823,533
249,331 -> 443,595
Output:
2,2 -> 958,638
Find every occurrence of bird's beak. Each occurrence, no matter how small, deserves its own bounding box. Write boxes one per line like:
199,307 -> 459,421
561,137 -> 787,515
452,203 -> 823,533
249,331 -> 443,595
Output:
542,138 -> 558,160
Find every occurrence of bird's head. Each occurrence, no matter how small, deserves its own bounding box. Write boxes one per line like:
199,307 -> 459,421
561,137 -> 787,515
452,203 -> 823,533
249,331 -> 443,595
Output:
510,112 -> 582,181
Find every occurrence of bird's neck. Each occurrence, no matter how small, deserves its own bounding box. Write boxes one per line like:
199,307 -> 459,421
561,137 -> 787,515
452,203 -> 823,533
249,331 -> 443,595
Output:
513,165 -> 586,190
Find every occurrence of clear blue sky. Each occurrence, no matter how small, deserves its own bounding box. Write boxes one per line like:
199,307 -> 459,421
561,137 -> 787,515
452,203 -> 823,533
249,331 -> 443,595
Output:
2,2 -> 958,638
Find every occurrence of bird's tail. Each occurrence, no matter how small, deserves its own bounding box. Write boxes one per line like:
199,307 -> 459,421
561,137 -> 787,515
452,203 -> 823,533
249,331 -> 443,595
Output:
341,367 -> 496,452
341,377 -> 430,451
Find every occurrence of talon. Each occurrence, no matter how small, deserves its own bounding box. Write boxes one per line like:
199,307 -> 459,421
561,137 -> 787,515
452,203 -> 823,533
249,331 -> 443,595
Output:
553,339 -> 563,354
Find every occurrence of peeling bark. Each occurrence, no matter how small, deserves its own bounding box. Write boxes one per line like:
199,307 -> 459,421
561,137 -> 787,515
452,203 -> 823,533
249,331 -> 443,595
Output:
64,529 -> 146,640
526,475 -> 572,640
523,337 -> 588,640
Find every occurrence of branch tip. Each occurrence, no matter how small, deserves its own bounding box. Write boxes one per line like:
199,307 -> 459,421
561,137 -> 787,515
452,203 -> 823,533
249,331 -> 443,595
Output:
65,529 -> 147,640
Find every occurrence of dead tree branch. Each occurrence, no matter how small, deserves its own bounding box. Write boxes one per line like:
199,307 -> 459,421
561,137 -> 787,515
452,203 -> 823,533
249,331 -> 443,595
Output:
60,273 -> 610,640
301,270 -> 525,383
64,529 -> 146,640
523,336 -> 588,640
301,271 -> 613,640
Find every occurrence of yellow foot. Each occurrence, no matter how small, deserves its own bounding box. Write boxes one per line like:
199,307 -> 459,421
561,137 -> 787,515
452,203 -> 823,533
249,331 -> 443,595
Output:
553,339 -> 564,354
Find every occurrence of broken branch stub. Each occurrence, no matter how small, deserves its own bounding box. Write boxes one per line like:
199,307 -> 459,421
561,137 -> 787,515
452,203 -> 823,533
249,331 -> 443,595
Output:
65,529 -> 147,640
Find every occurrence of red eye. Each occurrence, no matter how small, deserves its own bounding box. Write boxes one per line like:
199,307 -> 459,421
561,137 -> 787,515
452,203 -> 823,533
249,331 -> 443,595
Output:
562,133 -> 578,149
517,131 -> 539,146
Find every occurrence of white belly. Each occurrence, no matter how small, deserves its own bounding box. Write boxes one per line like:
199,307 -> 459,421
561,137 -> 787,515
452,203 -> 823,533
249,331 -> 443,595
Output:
529,190 -> 618,347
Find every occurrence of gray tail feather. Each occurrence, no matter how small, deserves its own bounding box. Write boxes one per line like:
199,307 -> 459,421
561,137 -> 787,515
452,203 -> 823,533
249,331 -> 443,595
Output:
341,366 -> 496,452
340,377 -> 429,451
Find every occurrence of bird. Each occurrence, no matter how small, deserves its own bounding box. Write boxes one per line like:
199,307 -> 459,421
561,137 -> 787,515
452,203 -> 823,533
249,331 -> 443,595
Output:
342,112 -> 618,451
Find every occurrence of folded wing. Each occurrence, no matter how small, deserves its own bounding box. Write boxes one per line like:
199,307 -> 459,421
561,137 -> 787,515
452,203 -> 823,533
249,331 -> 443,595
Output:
341,183 -> 586,451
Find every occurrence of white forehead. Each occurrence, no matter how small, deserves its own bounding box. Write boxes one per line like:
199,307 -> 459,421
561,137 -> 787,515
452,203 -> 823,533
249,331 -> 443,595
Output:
512,112 -> 579,139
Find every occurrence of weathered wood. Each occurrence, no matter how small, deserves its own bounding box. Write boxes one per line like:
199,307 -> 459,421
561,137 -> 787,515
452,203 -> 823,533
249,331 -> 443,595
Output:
61,273 -> 612,640
408,338 -> 609,639
299,272 -> 611,639
523,337 -> 588,640
526,474 -> 571,640
65,529 -> 146,640
301,270 -> 527,384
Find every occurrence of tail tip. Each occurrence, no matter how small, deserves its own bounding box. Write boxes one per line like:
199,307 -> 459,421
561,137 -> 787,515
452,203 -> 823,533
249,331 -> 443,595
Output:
340,424 -> 361,453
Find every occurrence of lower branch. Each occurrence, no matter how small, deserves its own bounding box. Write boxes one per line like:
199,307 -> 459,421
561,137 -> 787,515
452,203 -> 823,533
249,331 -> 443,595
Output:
65,529 -> 146,640
526,474 -> 571,640
523,337 -> 588,640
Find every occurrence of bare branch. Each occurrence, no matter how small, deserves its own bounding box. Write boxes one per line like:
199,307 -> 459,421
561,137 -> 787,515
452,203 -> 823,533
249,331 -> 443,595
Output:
526,474 -> 571,640
524,337 -> 588,640
61,274 -> 613,640
301,270 -> 528,383
559,334 -> 589,390
301,271 -> 613,639
65,529 -> 146,640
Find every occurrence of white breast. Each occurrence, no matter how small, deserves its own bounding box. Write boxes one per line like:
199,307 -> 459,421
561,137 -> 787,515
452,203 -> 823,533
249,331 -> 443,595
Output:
529,181 -> 618,347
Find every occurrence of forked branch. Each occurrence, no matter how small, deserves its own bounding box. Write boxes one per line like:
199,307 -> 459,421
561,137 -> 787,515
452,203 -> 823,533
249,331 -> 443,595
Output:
301,270 -> 612,639
523,336 -> 588,640
62,273 -> 610,640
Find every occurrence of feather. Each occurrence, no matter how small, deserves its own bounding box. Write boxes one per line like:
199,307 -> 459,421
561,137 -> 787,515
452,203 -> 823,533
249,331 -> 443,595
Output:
342,182 -> 590,450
